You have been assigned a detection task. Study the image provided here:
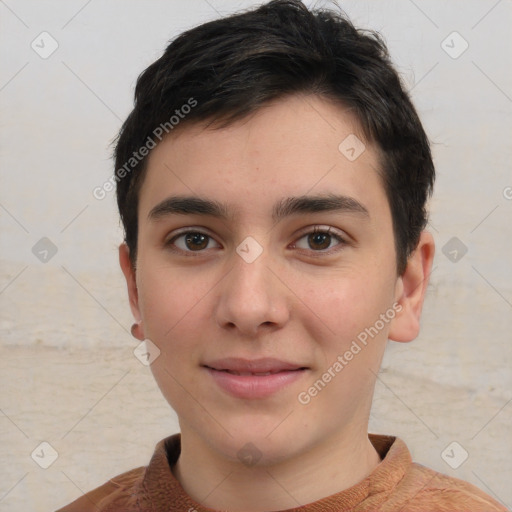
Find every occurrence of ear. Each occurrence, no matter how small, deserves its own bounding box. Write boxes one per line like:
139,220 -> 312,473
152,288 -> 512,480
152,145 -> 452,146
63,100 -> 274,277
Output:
119,243 -> 144,340
388,231 -> 435,343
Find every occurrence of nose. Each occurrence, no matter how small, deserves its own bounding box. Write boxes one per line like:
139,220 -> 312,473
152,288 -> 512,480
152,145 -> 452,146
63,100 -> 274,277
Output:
214,249 -> 290,337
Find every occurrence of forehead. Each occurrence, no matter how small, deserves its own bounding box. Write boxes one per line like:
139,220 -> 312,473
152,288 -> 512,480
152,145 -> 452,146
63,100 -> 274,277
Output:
138,94 -> 388,222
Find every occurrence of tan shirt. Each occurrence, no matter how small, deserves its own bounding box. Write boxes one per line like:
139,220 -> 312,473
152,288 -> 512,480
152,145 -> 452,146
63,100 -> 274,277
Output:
56,433 -> 508,511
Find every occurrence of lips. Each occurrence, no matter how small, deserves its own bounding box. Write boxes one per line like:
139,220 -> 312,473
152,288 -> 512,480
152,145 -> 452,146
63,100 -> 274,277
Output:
203,358 -> 308,399
204,357 -> 307,374
218,370 -> 280,376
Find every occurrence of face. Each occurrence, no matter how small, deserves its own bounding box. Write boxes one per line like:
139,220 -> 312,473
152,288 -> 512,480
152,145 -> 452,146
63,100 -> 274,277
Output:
121,94 -> 421,466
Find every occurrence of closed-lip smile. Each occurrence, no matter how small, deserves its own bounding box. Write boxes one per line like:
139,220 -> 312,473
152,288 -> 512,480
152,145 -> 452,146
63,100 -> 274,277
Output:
203,357 -> 309,399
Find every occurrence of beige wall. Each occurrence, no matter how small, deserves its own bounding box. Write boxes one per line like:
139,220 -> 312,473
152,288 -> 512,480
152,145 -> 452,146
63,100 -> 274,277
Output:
0,1 -> 511,510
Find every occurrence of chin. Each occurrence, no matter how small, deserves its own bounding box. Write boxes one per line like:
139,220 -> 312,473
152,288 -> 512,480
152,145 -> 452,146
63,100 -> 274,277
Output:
196,416 -> 310,467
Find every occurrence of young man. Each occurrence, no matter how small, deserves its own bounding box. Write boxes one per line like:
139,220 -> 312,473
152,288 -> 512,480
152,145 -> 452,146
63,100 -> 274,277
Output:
58,1 -> 507,510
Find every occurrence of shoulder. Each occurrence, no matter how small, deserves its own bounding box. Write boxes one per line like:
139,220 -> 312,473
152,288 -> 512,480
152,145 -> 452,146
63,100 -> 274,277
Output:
383,461 -> 509,512
55,466 -> 145,512
55,434 -> 182,512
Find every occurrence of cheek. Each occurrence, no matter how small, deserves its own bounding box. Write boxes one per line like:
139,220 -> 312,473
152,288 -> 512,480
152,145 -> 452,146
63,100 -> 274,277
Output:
292,267 -> 396,396
137,266 -> 211,414
296,269 -> 392,340
136,265 -> 210,353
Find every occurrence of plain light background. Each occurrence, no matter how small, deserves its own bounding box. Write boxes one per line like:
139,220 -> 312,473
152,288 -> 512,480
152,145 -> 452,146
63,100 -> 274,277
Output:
0,1 -> 511,510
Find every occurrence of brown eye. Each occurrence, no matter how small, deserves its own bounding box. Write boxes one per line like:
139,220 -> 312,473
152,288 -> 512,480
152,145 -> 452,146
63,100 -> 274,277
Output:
294,227 -> 346,253
184,232 -> 209,251
307,231 -> 332,250
167,230 -> 221,253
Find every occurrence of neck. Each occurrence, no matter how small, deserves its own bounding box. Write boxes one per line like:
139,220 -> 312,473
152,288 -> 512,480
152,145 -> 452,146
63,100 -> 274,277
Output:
172,428 -> 381,511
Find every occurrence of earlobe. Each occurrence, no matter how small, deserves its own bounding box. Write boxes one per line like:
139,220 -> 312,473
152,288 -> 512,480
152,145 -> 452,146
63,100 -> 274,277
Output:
388,231 -> 435,343
131,322 -> 144,341
119,243 -> 143,335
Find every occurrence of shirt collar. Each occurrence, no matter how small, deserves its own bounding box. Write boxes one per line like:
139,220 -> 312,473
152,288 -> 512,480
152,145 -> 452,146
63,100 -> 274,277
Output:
137,433 -> 411,511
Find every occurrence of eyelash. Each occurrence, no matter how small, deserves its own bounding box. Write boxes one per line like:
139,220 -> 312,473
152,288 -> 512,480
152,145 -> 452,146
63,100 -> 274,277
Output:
164,226 -> 348,257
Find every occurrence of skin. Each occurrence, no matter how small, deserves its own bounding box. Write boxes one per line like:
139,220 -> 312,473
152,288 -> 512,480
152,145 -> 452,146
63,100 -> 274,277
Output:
120,94 -> 435,511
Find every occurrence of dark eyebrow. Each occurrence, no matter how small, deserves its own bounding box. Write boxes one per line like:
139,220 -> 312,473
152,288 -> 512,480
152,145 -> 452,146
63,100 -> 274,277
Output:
272,194 -> 369,221
147,193 -> 369,222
